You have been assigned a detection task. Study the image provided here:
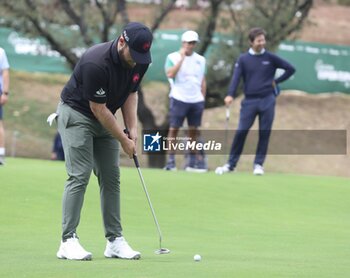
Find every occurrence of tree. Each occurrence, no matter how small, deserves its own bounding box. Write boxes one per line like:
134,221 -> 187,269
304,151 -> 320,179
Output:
0,0 -> 314,167
0,0 -> 177,167
204,0 -> 313,106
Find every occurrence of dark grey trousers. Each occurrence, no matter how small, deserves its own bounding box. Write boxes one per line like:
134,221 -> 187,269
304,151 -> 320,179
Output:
57,102 -> 122,240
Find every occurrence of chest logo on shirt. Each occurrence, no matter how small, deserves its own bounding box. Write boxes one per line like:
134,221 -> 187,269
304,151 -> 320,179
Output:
262,61 -> 270,65
95,88 -> 106,97
133,73 -> 140,83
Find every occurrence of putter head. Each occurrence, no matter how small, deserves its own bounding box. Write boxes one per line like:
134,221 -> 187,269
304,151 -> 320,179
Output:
155,248 -> 170,255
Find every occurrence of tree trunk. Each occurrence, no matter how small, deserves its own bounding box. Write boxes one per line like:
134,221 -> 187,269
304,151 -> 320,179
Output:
137,86 -> 169,168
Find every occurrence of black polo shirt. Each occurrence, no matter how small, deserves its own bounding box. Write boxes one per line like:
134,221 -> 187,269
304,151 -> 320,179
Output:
61,38 -> 149,118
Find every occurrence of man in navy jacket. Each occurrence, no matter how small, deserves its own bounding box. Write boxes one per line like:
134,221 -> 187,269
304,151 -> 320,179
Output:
216,27 -> 295,175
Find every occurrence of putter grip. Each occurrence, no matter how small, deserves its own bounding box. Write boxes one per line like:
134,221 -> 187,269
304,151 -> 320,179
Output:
124,128 -> 140,168
133,154 -> 140,168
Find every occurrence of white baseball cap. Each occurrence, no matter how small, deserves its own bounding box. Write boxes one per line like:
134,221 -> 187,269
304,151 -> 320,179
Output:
181,30 -> 199,42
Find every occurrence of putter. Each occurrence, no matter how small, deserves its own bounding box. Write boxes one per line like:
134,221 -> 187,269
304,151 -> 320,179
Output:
224,106 -> 230,159
132,155 -> 170,255
124,129 -> 170,255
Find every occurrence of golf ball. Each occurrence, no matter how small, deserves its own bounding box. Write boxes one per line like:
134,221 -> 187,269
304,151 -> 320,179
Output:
194,254 -> 201,262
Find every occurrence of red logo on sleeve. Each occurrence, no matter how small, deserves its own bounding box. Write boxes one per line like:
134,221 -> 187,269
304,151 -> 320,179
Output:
133,73 -> 140,83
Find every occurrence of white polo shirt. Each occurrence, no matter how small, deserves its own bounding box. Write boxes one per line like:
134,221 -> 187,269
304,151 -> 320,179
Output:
165,51 -> 206,103
0,47 -> 10,93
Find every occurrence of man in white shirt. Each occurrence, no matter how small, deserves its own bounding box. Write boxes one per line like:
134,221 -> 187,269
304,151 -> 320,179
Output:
163,30 -> 207,172
0,47 -> 10,165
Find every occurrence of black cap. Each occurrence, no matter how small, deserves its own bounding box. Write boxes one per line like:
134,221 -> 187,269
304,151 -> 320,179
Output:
122,22 -> 153,64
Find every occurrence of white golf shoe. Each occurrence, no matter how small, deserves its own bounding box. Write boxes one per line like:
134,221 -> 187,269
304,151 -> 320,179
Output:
215,164 -> 233,175
253,164 -> 264,175
56,235 -> 92,260
104,237 -> 141,260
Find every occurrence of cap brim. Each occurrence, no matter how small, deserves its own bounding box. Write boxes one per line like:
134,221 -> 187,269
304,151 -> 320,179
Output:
129,48 -> 152,64
183,39 -> 200,43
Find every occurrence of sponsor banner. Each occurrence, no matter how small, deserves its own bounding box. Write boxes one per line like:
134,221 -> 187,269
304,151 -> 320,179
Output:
142,129 -> 347,155
277,41 -> 350,93
1,27 -> 349,93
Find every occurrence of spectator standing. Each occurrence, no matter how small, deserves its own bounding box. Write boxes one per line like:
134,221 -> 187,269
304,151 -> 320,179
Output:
163,30 -> 207,172
0,47 -> 10,166
215,27 -> 295,175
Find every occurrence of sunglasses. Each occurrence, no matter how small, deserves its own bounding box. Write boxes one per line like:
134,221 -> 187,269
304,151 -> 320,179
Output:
187,41 -> 197,45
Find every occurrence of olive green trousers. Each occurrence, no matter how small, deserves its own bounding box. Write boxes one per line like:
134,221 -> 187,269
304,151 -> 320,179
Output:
57,102 -> 122,240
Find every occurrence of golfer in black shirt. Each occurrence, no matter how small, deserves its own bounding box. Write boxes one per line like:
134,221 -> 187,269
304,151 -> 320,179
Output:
56,22 -> 152,261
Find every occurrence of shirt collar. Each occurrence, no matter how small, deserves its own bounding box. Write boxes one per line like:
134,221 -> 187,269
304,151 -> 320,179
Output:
248,48 -> 266,55
111,38 -> 120,64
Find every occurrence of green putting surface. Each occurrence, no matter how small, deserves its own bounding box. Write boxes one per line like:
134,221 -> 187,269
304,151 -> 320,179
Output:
0,158 -> 349,277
